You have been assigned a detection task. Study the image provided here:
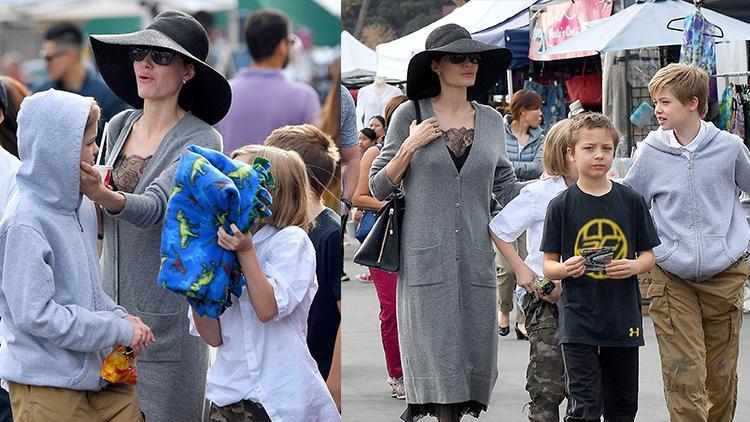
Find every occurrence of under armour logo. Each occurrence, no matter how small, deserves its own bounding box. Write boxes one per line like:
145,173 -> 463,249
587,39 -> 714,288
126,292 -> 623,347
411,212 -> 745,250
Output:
629,327 -> 640,337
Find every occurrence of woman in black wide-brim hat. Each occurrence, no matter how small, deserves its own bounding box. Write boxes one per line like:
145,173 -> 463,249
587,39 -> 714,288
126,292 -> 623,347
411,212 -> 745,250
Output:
369,24 -> 523,421
79,10 -> 229,422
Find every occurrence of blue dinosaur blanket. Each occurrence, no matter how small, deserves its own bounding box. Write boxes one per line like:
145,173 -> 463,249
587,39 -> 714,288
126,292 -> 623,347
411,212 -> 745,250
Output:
158,145 -> 274,318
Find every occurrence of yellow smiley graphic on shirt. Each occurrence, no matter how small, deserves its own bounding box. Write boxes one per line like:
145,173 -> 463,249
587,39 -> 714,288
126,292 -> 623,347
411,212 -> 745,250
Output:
574,218 -> 628,279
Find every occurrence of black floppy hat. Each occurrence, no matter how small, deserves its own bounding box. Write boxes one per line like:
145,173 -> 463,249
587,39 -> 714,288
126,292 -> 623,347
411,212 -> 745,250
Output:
90,10 -> 231,125
406,24 -> 512,101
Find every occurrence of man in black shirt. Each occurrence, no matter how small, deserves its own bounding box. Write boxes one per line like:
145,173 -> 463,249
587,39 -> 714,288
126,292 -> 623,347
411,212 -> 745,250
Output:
541,113 -> 660,421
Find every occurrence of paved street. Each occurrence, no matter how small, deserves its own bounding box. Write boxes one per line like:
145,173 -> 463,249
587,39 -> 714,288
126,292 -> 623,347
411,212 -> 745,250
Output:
342,242 -> 750,421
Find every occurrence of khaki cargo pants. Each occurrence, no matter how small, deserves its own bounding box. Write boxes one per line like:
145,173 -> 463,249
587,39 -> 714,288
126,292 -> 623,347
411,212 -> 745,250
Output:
8,381 -> 143,422
648,256 -> 749,422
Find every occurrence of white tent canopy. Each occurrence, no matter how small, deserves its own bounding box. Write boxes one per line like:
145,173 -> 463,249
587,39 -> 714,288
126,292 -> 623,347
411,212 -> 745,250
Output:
2,0 -> 237,21
543,0 -> 750,56
341,30 -> 378,78
375,0 -> 535,80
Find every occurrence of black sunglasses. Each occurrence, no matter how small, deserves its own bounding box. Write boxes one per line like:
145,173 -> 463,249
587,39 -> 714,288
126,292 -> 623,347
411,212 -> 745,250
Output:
39,50 -> 68,62
446,53 -> 482,64
128,46 -> 178,66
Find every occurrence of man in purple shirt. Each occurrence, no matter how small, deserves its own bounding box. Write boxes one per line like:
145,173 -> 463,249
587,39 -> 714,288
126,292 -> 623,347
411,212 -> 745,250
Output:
216,9 -> 321,154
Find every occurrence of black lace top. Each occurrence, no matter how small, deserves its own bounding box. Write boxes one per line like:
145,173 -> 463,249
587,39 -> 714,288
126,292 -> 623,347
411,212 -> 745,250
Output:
110,154 -> 152,193
443,127 -> 474,172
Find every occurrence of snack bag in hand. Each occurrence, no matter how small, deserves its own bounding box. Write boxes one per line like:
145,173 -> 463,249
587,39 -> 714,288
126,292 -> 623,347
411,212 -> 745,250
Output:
101,345 -> 137,385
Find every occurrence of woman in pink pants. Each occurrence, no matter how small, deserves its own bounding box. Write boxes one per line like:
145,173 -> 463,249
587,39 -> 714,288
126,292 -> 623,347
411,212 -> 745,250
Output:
353,95 -> 408,400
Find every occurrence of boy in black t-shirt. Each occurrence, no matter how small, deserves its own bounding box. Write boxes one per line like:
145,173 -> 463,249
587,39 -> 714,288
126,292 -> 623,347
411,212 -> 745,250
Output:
265,124 -> 342,411
541,113 -> 660,421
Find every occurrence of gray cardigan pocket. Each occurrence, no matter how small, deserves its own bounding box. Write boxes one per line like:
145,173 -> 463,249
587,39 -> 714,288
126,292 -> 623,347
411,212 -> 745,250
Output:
404,244 -> 445,287
135,310 -> 185,362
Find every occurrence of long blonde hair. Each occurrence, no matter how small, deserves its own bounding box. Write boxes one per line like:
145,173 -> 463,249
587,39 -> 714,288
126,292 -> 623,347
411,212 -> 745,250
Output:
231,144 -> 311,232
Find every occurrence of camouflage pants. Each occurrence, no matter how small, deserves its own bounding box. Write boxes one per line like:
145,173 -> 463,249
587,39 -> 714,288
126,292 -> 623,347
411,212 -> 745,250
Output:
209,401 -> 271,422
522,295 -> 566,422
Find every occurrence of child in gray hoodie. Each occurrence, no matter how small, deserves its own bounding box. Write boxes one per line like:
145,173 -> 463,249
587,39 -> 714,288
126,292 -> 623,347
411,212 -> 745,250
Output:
624,63 -> 750,421
0,89 -> 154,421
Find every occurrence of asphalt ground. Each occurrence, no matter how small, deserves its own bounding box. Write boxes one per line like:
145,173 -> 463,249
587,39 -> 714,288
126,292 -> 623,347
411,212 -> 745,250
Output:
342,241 -> 750,422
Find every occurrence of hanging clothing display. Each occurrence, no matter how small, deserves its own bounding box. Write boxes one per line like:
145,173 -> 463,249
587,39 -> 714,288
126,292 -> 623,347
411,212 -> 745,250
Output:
524,80 -> 566,129
355,81 -> 403,130
679,11 -> 717,75
716,82 -> 750,148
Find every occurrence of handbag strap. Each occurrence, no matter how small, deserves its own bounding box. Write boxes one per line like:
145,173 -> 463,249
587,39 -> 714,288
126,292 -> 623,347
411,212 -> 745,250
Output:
414,99 -> 423,124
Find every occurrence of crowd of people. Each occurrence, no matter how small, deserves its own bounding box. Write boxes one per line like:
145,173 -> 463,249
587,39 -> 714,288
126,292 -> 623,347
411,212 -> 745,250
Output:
346,23 -> 750,422
0,5 -> 749,422
0,8 -> 348,422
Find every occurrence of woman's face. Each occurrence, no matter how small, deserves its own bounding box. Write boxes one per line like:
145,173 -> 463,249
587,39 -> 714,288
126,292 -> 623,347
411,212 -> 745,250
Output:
432,53 -> 479,90
368,118 -> 385,138
358,132 -> 375,155
521,107 -> 543,128
132,47 -> 195,102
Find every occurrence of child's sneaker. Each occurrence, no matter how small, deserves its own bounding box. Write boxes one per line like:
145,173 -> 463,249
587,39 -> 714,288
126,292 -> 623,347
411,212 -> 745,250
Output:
389,377 -> 406,400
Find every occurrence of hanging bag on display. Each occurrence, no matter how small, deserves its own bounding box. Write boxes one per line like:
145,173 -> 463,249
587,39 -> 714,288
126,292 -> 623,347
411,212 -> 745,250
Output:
565,59 -> 602,106
352,100 -> 424,272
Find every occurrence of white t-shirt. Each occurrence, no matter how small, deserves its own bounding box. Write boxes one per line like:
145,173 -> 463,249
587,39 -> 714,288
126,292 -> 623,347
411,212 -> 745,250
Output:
0,148 -> 20,220
188,224 -> 340,421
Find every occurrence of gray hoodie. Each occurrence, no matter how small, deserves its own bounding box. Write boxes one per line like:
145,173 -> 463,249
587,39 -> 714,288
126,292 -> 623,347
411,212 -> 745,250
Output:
624,121 -> 750,281
0,89 -> 132,391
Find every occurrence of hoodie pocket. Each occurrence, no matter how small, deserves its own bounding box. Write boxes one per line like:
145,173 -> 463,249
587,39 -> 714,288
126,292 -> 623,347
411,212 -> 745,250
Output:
699,235 -> 735,278
654,238 -> 679,263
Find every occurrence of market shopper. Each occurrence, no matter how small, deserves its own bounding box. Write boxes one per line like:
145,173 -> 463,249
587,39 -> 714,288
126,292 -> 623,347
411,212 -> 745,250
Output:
368,114 -> 386,142
369,24 -> 520,421
83,11 -> 230,421
215,9 -> 320,150
0,89 -> 155,422
542,113 -> 660,422
497,89 -> 545,338
353,94 -> 409,400
36,23 -> 127,130
192,145 -> 340,421
624,63 -> 750,422
489,119 -> 574,421
264,124 -> 342,410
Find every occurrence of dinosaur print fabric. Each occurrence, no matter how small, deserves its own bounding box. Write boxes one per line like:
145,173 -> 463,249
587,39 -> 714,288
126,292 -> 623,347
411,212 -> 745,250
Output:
158,145 -> 274,318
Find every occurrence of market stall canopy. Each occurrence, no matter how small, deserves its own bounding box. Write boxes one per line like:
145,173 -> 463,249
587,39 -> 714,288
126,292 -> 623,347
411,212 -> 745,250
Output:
375,0 -> 536,80
472,0 -> 544,70
1,0 -> 236,21
341,30 -> 377,78
240,0 -> 340,46
543,0 -> 750,56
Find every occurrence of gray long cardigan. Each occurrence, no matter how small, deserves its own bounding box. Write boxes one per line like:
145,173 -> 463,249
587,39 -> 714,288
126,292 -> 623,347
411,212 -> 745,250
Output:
369,99 -> 522,406
101,110 -> 222,422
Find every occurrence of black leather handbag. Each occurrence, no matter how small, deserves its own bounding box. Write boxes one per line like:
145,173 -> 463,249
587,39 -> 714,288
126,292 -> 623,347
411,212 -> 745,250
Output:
353,100 -> 423,272
352,191 -> 404,272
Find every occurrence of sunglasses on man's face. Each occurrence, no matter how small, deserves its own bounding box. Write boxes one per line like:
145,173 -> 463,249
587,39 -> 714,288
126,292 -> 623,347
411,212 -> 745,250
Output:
447,53 -> 481,64
39,50 -> 68,62
128,46 -> 178,66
